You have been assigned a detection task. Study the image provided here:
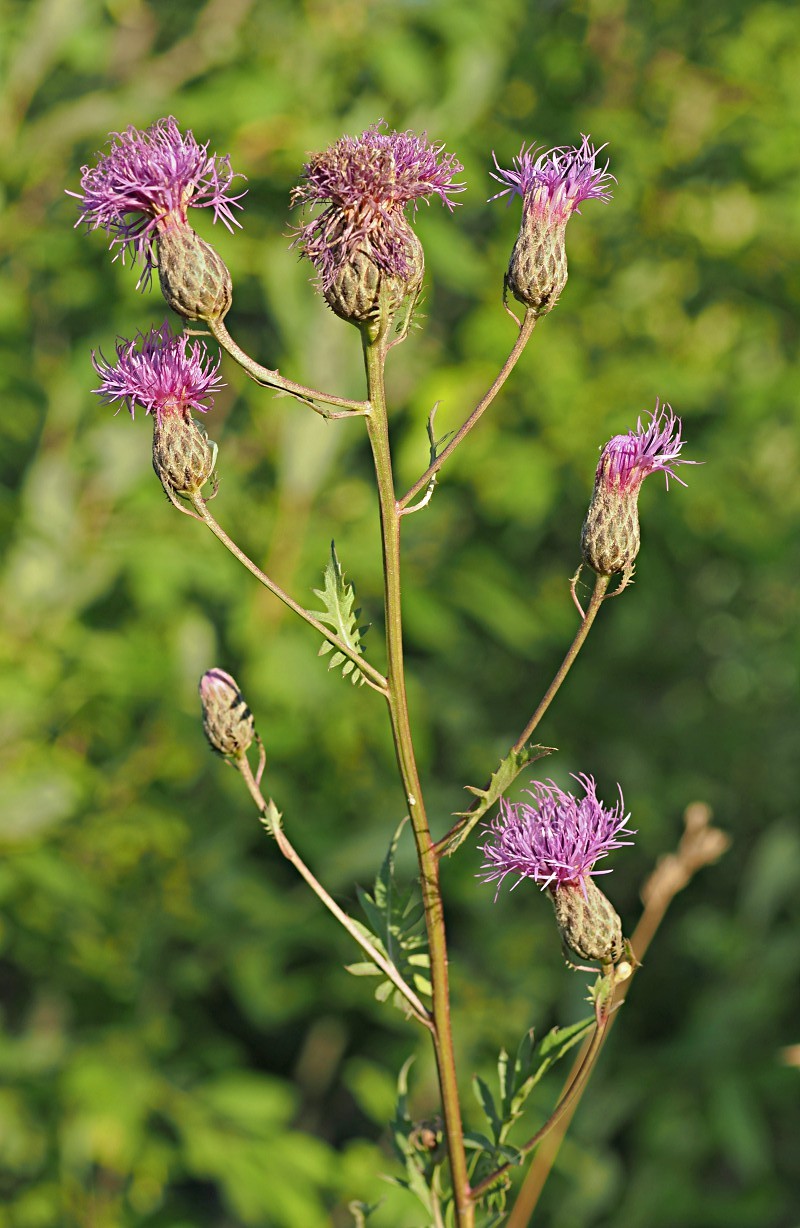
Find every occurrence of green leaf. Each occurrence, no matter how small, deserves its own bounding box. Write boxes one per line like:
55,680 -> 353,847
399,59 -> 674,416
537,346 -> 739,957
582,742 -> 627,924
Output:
439,743 -> 555,856
473,1075 -> 502,1143
538,1016 -> 595,1058
310,542 -> 370,686
354,820 -> 431,1015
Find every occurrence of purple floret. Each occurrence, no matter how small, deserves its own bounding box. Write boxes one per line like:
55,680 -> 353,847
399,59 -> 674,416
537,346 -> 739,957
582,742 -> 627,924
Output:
597,400 -> 697,492
291,121 -> 464,288
490,134 -> 614,223
92,321 -> 224,423
70,117 -> 245,283
479,774 -> 635,897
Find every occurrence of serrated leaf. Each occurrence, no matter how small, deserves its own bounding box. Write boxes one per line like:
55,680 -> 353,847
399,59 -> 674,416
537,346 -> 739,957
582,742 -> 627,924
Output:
440,744 -> 555,857
310,541 -> 370,686
354,821 -> 431,1015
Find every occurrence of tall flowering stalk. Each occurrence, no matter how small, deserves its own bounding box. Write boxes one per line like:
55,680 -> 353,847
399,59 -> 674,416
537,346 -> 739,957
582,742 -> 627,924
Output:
71,117 -> 710,1228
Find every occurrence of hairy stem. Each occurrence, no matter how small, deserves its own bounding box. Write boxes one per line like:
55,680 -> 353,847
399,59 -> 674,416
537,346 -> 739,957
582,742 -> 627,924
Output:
208,317 -> 370,415
191,495 -> 389,694
398,309 -> 537,509
362,330 -> 473,1227
236,755 -> 430,1024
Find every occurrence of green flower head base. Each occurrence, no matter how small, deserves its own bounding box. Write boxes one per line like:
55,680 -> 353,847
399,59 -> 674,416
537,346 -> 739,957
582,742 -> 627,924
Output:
479,774 -> 634,898
92,322 -> 224,425
70,116 -> 245,288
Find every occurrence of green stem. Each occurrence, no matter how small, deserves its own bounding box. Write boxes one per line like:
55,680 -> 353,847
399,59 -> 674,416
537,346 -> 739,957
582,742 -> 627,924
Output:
208,318 -> 370,416
509,571 -> 609,756
434,572 -> 609,857
236,755 -> 431,1024
469,1014 -> 610,1207
398,309 -> 537,510
191,495 -> 389,695
362,331 -> 474,1227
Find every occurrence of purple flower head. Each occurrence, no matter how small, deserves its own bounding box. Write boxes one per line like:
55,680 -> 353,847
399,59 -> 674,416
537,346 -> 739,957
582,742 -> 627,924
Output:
479,774 -> 635,898
596,400 -> 697,494
92,321 -> 224,424
490,134 -> 614,225
69,117 -> 245,284
291,121 -> 465,289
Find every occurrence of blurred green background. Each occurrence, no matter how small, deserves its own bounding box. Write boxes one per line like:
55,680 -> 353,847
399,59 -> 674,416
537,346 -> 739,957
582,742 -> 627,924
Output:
1,0 -> 799,1224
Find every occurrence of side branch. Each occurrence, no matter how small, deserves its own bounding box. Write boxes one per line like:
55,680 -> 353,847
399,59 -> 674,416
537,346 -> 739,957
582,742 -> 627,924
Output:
191,495 -> 389,695
236,755 -> 431,1026
398,309 -> 537,509
207,317 -> 371,416
436,573 -> 609,857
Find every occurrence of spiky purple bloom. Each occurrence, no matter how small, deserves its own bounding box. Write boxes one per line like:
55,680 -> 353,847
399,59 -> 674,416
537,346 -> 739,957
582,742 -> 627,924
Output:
479,774 -> 634,898
70,117 -> 245,284
595,400 -> 695,493
92,321 -> 224,424
291,121 -> 464,289
489,134 -> 614,223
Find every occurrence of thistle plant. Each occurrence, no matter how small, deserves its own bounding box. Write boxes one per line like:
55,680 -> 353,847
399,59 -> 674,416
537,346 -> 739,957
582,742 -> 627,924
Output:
71,116 -> 721,1226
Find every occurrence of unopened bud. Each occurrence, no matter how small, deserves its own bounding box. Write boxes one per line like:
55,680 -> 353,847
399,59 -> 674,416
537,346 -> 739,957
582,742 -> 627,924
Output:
152,411 -> 217,502
505,213 -> 568,316
548,877 -> 623,965
581,479 -> 640,579
156,224 -> 233,322
199,668 -> 255,757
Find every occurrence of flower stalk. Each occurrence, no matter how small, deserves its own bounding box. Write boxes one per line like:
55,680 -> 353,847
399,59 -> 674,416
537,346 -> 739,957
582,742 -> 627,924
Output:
362,330 -> 473,1226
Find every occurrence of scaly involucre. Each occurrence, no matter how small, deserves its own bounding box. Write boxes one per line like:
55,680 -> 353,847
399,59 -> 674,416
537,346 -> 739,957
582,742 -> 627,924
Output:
291,121 -> 465,288
70,117 -> 245,282
479,774 -> 635,896
490,134 -> 614,223
596,400 -> 696,493
92,322 -> 224,423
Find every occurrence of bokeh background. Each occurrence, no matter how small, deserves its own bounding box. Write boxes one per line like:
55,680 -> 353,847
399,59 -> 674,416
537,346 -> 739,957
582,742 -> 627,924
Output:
1,0 -> 799,1224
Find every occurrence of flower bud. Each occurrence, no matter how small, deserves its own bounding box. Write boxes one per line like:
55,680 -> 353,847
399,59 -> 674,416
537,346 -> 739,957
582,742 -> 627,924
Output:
199,668 -> 255,757
152,410 -> 217,501
581,405 -> 695,584
548,877 -> 623,965
156,224 -> 233,322
581,476 -> 640,578
505,212 -> 568,315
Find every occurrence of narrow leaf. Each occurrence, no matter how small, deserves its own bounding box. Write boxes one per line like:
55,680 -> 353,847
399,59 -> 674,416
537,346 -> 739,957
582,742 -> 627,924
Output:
440,744 -> 555,857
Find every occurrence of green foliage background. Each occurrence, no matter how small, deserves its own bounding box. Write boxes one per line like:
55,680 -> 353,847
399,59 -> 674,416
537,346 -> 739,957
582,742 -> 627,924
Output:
1,0 -> 799,1224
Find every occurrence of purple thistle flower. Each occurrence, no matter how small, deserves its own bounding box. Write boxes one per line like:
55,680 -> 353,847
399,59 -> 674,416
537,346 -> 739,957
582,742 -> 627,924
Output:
291,121 -> 464,290
69,117 -> 245,285
92,321 -> 224,424
479,774 -> 634,898
596,400 -> 697,494
489,134 -> 614,224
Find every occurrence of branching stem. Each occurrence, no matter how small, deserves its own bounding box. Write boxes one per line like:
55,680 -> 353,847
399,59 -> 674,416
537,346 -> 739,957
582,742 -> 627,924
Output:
236,755 -> 431,1025
362,329 -> 474,1228
207,317 -> 370,416
399,309 -> 537,509
190,494 -> 389,695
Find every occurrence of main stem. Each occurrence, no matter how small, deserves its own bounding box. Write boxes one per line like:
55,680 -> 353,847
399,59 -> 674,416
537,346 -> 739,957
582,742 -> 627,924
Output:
362,332 -> 473,1227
